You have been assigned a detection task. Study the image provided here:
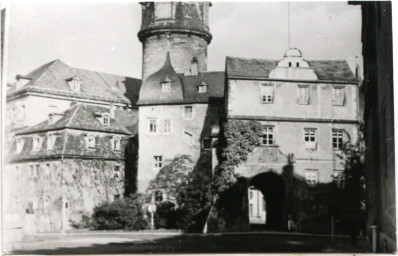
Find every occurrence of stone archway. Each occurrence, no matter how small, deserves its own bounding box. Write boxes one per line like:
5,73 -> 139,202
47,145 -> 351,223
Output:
249,172 -> 286,230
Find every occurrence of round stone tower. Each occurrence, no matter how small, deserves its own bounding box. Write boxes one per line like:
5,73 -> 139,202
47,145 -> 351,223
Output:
138,2 -> 212,79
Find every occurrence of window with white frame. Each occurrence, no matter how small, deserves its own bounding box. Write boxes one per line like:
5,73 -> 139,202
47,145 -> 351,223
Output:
297,85 -> 310,105
183,131 -> 194,145
102,114 -> 110,126
68,78 -> 81,92
34,164 -> 39,177
154,2 -> 172,20
262,126 -> 274,146
162,82 -> 171,93
184,106 -> 193,120
305,169 -> 318,188
16,138 -> 24,153
198,85 -> 207,93
304,128 -> 317,150
163,119 -> 171,133
154,190 -> 163,203
332,86 -> 345,106
153,155 -> 163,169
112,136 -> 121,151
332,129 -> 344,150
261,83 -> 274,103
114,165 -> 121,179
148,119 -> 157,134
32,136 -> 41,151
87,134 -> 96,149
47,134 -> 56,150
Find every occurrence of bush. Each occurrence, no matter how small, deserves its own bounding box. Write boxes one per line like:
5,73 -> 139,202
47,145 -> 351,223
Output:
154,201 -> 178,229
91,194 -> 148,230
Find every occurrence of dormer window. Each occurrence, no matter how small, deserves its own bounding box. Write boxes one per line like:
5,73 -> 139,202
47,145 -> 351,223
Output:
16,138 -> 24,153
67,77 -> 81,92
47,134 -> 56,150
86,134 -> 96,149
162,82 -> 171,93
112,136 -> 121,151
32,136 -> 42,151
102,115 -> 110,126
197,80 -> 208,93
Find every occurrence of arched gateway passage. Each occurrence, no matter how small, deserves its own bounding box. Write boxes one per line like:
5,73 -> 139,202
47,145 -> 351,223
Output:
249,172 -> 286,230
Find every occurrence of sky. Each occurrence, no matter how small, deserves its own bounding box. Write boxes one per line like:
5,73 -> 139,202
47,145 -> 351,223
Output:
5,1 -> 362,83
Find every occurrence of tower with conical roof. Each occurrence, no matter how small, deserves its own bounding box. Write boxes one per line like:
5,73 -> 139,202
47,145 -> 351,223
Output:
138,2 -> 212,79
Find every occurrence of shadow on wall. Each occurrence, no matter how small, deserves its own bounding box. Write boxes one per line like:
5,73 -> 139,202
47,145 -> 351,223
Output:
122,78 -> 142,107
207,163 -> 363,235
124,135 -> 138,196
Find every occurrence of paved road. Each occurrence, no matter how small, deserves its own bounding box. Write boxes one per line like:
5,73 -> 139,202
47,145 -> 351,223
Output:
9,231 -> 367,254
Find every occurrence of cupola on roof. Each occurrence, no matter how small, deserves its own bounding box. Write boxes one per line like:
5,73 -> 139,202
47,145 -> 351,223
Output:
284,48 -> 303,58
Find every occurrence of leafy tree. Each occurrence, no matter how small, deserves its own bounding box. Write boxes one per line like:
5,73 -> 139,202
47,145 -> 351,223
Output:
91,194 -> 148,230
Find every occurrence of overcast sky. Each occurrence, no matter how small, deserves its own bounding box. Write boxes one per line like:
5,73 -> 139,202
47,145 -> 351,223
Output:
6,1 -> 362,83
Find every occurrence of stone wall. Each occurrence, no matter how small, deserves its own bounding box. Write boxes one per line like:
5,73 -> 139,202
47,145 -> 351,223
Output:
142,34 -> 208,79
3,159 -> 125,233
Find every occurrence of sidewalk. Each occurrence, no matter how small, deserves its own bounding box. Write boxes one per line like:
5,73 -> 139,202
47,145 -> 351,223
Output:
323,237 -> 369,252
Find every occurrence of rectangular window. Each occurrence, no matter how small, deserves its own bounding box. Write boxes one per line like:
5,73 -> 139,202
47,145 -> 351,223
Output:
333,169 -> 346,189
332,129 -> 344,150
304,128 -> 317,150
87,135 -> 96,149
183,131 -> 194,145
153,155 -> 163,169
113,136 -> 121,151
198,85 -> 207,93
305,169 -> 318,188
261,83 -> 274,104
47,135 -> 56,150
148,119 -> 157,134
332,86 -> 345,106
162,82 -> 171,93
163,119 -> 171,133
184,106 -> 193,120
262,126 -> 274,145
297,85 -> 310,105
32,136 -> 41,151
113,165 -> 121,179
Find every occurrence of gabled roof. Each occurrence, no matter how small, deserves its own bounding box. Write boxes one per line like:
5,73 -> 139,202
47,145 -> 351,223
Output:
17,104 -> 132,135
8,59 -> 142,105
137,53 -> 225,106
226,57 -> 358,83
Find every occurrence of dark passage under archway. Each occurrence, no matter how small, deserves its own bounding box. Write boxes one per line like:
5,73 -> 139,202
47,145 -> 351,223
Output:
250,172 -> 286,230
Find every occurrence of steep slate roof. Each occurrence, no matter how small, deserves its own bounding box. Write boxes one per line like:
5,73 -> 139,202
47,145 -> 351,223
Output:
137,53 -> 225,105
8,104 -> 135,162
226,57 -> 358,82
17,104 -> 132,135
7,59 -> 142,105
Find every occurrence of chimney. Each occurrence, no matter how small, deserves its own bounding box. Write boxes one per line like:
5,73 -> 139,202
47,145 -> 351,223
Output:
190,57 -> 198,76
109,103 -> 115,118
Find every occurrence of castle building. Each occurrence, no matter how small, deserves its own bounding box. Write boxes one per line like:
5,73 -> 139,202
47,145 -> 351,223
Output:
6,59 -> 141,132
4,104 -> 135,233
136,2 -> 224,192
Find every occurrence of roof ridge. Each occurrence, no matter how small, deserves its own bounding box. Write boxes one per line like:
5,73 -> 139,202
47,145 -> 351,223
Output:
226,56 -> 278,62
74,66 -> 141,81
31,59 -> 68,87
65,104 -> 82,128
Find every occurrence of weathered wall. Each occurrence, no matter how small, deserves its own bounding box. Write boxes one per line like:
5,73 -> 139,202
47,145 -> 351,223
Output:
234,121 -> 357,183
227,79 -> 358,121
142,34 -> 208,79
138,103 -> 217,192
3,159 -> 125,233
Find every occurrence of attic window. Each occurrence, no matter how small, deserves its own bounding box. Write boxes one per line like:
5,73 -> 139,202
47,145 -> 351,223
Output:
162,82 -> 171,93
198,81 -> 208,93
67,78 -> 81,92
102,114 -> 110,126
47,134 -> 56,150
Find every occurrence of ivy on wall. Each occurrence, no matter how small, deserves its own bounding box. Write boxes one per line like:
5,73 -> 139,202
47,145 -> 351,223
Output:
212,120 -> 263,194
